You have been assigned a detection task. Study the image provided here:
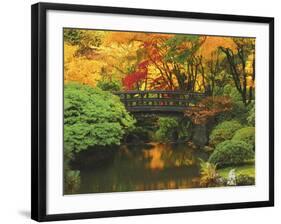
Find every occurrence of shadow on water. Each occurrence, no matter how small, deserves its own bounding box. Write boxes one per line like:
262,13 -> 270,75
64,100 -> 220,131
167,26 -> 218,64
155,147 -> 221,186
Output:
68,142 -> 209,194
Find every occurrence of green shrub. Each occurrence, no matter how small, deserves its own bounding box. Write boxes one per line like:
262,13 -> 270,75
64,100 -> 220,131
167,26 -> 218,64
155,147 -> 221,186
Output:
217,101 -> 249,123
232,101 -> 249,123
155,117 -> 179,141
218,85 -> 254,123
247,106 -> 255,126
208,140 -> 254,167
96,80 -> 121,92
213,86 -> 224,96
223,84 -> 242,102
232,127 -> 255,148
64,83 -> 135,152
209,120 -> 243,146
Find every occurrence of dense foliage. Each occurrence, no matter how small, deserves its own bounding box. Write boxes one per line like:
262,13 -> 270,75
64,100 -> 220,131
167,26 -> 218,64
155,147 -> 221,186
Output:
185,96 -> 233,125
209,120 -> 243,146
64,29 -> 255,96
247,107 -> 255,126
232,127 -> 255,148
64,83 -> 135,153
96,79 -> 121,92
63,29 -> 257,193
223,84 -> 242,102
153,117 -> 190,142
208,140 -> 254,167
155,117 -> 179,141
216,85 -> 254,123
126,115 -> 159,143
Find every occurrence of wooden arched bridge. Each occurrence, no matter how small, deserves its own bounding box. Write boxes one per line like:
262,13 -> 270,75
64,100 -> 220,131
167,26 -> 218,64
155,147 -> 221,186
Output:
114,90 -> 206,114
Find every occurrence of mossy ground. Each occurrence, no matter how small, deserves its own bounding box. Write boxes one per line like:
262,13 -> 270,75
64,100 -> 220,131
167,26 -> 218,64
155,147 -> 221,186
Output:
217,161 -> 255,178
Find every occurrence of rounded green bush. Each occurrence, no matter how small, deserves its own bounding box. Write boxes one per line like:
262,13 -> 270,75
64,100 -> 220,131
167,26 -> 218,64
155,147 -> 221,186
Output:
209,120 -> 243,146
64,83 -> 135,152
232,127 -> 255,147
208,140 -> 254,167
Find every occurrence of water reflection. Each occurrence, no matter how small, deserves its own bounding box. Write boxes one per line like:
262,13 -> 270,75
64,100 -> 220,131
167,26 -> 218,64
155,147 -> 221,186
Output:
143,143 -> 199,170
69,142 -> 209,194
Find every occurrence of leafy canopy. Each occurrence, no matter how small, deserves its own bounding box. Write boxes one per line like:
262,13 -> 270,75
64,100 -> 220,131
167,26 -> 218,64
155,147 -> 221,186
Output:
64,29 -> 255,97
64,83 -> 135,153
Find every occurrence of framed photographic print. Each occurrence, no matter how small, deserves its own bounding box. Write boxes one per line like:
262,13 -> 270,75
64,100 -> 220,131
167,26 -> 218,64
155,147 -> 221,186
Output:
31,2 -> 274,222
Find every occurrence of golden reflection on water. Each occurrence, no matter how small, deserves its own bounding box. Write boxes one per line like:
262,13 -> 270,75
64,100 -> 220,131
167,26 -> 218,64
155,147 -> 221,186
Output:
134,178 -> 200,191
143,142 -> 197,171
143,144 -> 164,170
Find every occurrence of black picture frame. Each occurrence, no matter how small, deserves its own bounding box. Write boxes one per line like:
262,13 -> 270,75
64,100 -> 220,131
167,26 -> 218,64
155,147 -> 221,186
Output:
31,2 -> 274,222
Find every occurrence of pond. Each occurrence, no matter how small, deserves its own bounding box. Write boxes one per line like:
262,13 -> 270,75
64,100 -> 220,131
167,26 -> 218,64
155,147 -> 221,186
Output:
70,142 -> 209,194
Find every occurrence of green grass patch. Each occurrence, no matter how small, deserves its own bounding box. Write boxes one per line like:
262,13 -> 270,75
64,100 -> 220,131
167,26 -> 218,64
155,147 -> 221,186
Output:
217,161 -> 255,178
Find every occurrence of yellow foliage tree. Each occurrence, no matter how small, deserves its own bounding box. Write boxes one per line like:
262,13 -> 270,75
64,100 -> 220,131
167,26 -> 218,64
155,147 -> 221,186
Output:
63,28 -> 255,98
64,43 -> 102,86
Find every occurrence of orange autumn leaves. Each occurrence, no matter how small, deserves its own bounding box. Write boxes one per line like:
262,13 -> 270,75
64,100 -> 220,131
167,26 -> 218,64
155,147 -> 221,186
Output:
64,29 -> 255,92
198,36 -> 237,59
185,96 -> 233,125
103,31 -> 173,45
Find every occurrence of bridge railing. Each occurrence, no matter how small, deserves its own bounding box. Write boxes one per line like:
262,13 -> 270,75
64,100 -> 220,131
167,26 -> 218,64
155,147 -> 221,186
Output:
114,90 -> 206,109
